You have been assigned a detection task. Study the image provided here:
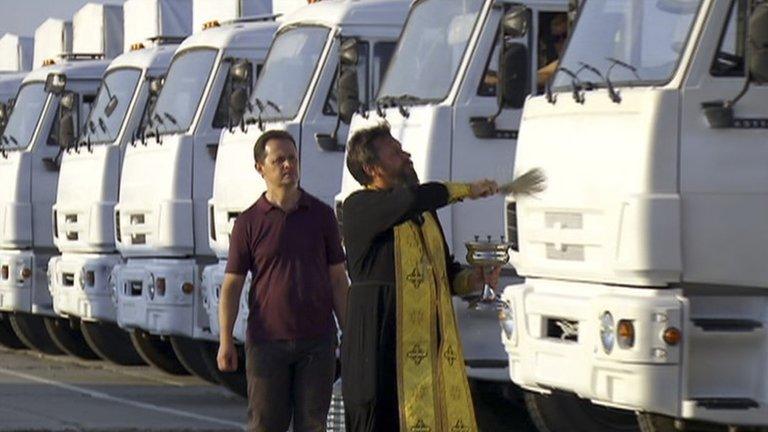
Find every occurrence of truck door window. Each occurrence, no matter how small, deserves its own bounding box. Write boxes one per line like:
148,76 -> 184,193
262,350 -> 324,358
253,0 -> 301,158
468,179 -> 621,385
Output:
537,13 -> 569,90
323,42 -> 370,116
711,0 -> 746,77
478,38 -> 500,97
212,61 -> 257,128
372,42 -> 396,98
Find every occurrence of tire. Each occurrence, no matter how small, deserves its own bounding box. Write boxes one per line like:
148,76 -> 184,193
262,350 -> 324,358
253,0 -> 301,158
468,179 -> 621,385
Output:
81,321 -> 145,366
0,312 -> 27,349
470,380 -> 535,432
524,391 -> 639,432
43,317 -> 100,360
197,340 -> 248,398
637,413 -> 736,432
128,329 -> 189,375
9,313 -> 65,355
170,336 -> 218,384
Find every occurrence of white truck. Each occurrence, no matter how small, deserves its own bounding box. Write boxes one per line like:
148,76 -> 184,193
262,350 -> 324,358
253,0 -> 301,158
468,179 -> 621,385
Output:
0,33 -> 33,351
112,15 -> 279,387
501,0 -> 768,431
334,0 -> 564,380
0,6 -> 122,359
49,30 -> 187,367
204,0 -> 410,343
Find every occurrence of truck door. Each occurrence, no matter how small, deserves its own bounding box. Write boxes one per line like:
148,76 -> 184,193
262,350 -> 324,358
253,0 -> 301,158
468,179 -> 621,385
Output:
680,0 -> 768,287
451,6 -> 568,254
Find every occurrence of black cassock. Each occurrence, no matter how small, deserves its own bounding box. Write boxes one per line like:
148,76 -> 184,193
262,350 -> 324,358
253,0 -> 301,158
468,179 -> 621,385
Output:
340,183 -> 462,432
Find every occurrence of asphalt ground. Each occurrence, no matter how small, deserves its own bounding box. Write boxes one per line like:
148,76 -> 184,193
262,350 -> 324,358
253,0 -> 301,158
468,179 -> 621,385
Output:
0,346 -> 536,432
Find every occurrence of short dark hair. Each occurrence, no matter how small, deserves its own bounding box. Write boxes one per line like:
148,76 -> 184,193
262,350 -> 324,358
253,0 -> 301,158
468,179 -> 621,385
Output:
253,130 -> 296,163
346,123 -> 392,186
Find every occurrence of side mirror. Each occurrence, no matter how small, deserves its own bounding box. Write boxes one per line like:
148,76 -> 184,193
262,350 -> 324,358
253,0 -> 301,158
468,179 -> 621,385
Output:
503,6 -> 530,38
337,68 -> 360,124
229,88 -> 248,126
105,95 -> 119,118
498,42 -> 529,109
340,39 -> 359,66
45,73 -> 67,95
58,92 -> 77,150
230,59 -> 252,83
749,3 -> 768,83
149,76 -> 165,96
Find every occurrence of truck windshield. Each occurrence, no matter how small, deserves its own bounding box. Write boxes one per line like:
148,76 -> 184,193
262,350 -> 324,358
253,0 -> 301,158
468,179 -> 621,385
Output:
85,68 -> 142,144
250,26 -> 330,121
554,0 -> 702,89
149,48 -> 218,135
0,82 -> 48,150
377,0 -> 483,104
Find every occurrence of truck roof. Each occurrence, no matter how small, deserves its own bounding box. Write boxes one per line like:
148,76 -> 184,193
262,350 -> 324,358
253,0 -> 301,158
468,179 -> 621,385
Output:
176,19 -> 279,52
279,0 -> 411,30
106,44 -> 178,72
23,59 -> 112,84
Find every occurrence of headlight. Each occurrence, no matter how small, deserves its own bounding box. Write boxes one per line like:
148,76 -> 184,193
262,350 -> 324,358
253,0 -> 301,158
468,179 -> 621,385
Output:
617,319 -> 635,349
498,303 -> 515,341
599,311 -> 615,354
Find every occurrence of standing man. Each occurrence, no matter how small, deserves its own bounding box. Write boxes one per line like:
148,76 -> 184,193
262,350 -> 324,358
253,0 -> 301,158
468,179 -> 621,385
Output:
217,130 -> 348,432
340,123 -> 500,432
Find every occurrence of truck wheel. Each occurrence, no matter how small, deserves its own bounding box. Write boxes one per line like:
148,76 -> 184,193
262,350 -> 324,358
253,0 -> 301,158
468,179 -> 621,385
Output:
9,313 -> 65,355
637,413 -> 677,432
197,340 -> 248,398
129,329 -> 189,375
0,312 -> 26,349
637,413 -> 733,432
170,336 -> 218,383
81,321 -> 145,366
43,317 -> 100,360
524,391 -> 639,432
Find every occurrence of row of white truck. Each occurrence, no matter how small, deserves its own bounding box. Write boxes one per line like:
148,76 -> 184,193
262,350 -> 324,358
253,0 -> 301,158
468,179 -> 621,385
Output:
0,0 -> 766,430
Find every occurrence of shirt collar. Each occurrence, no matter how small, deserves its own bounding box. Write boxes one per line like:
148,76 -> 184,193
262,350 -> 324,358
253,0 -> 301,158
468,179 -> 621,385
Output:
256,189 -> 311,214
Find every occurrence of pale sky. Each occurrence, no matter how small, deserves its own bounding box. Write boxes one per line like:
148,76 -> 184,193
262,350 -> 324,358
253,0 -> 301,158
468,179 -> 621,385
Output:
0,0 -> 126,38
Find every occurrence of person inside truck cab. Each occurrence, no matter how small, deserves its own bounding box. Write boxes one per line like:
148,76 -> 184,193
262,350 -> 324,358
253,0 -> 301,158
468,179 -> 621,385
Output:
537,13 -> 568,88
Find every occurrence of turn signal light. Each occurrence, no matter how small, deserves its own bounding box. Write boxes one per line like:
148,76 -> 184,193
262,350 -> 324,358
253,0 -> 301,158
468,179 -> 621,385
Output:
663,327 -> 681,346
1,265 -> 8,279
181,282 -> 194,295
617,320 -> 635,349
21,267 -> 32,280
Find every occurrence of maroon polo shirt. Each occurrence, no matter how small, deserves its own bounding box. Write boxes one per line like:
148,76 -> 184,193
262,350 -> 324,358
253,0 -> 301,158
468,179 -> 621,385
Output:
226,190 -> 345,342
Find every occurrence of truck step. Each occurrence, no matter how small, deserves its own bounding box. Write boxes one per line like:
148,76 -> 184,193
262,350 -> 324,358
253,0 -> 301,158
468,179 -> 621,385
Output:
692,398 -> 759,410
691,318 -> 763,332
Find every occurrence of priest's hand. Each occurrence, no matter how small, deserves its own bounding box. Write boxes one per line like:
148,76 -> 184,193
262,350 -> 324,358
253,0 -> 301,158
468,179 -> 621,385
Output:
468,179 -> 499,199
217,339 -> 238,372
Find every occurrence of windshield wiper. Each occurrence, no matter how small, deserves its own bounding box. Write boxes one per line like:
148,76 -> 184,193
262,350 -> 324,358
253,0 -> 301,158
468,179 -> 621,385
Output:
577,61 -> 621,104
377,94 -> 428,118
163,112 -> 178,126
606,57 -> 641,82
557,67 -> 586,104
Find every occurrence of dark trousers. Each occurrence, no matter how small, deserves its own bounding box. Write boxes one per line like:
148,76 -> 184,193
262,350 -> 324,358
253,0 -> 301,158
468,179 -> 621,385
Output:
245,335 -> 336,432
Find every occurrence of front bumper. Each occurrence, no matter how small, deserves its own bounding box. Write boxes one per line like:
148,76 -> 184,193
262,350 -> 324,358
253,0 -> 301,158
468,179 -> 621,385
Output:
501,278 -> 684,417
201,261 -> 250,343
48,253 -> 122,322
0,249 -> 55,315
114,258 -> 214,340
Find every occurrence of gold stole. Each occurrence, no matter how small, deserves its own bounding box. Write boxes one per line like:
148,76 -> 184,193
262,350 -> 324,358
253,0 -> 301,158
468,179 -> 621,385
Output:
394,212 -> 477,432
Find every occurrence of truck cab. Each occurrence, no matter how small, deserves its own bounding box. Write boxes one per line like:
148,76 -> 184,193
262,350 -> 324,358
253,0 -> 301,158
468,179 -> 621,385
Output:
203,0 -> 410,342
48,42 -> 180,366
335,0 -> 569,383
501,0 -> 768,430
0,57 -> 111,351
113,19 -> 278,348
